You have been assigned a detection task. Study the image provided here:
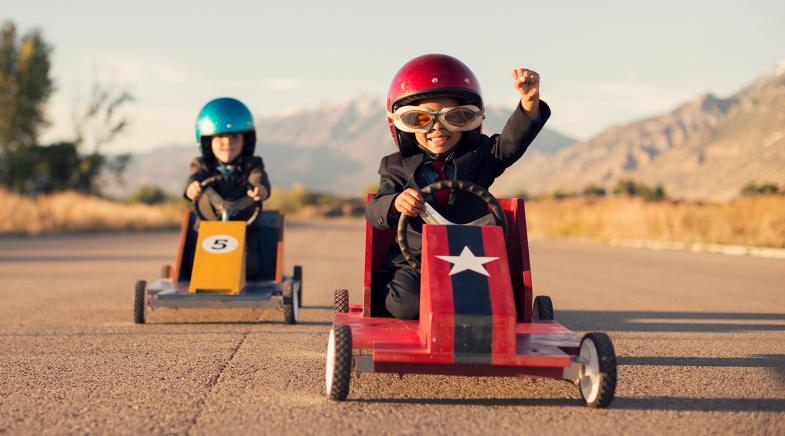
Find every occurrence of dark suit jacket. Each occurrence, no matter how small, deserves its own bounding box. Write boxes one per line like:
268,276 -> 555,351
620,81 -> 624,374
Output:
183,156 -> 271,202
366,100 -> 550,265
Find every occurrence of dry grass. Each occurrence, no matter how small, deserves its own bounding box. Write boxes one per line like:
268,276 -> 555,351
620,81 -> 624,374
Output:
526,196 -> 785,248
3,189 -> 784,248
0,189 -> 183,236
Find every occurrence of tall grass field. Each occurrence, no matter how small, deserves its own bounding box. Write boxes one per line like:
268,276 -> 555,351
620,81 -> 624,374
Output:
2,189 -> 783,249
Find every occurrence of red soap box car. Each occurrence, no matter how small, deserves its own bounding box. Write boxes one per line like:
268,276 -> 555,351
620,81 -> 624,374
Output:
325,181 -> 617,408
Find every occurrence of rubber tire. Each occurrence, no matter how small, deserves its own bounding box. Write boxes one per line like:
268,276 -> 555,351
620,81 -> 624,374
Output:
533,295 -> 554,321
294,265 -> 303,308
334,289 -> 349,313
579,332 -> 617,408
326,324 -> 352,401
134,280 -> 146,324
283,281 -> 298,324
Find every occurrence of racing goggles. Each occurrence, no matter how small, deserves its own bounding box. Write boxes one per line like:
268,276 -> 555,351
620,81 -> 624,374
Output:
388,105 -> 484,133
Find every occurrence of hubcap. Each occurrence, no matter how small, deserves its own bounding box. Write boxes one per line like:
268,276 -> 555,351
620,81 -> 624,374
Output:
325,328 -> 336,394
579,338 -> 601,403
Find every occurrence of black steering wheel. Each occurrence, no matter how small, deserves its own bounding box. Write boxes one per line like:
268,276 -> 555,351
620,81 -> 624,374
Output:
396,180 -> 508,270
196,175 -> 261,225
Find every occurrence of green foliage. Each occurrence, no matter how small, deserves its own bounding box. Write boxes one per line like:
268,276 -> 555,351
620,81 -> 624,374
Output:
582,184 -> 607,197
0,20 -> 133,196
612,179 -> 667,201
741,183 -> 780,196
129,185 -> 168,205
0,21 -> 54,190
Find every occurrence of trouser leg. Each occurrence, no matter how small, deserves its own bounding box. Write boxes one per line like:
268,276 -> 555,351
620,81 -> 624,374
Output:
384,265 -> 421,320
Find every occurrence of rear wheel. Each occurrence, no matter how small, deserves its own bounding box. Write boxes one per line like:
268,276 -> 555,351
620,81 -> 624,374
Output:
134,280 -> 146,324
283,281 -> 298,324
334,289 -> 349,313
578,332 -> 617,408
294,265 -> 303,308
325,324 -> 352,401
533,295 -> 554,321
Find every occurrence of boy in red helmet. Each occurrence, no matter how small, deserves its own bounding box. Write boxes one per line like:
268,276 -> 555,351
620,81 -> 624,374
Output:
366,54 -> 550,319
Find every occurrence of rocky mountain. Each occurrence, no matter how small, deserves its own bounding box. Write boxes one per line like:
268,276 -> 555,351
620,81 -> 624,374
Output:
492,61 -> 785,200
105,97 -> 576,197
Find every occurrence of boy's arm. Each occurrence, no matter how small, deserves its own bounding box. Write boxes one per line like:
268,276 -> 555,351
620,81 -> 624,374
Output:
247,157 -> 271,202
487,99 -> 551,178
487,68 -> 551,178
183,158 -> 211,200
365,155 -> 402,229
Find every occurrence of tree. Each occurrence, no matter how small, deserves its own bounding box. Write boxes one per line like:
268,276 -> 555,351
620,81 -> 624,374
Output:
70,82 -> 134,193
0,21 -> 54,191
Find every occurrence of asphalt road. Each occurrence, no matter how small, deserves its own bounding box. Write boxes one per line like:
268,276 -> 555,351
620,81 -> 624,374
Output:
1,220 -> 784,435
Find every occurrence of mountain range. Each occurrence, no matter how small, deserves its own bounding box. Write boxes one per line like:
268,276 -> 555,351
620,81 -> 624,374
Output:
107,61 -> 785,201
492,61 -> 785,200
105,98 -> 576,197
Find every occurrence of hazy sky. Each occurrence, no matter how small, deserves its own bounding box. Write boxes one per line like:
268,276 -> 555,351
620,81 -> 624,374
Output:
4,0 -> 785,152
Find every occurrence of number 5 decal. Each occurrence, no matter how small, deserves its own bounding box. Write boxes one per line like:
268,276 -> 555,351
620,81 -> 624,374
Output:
202,235 -> 239,254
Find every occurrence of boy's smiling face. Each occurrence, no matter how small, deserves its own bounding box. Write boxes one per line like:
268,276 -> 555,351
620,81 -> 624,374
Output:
211,133 -> 243,163
413,97 -> 463,155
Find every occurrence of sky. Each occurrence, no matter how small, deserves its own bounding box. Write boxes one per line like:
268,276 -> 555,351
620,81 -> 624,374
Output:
4,0 -> 785,152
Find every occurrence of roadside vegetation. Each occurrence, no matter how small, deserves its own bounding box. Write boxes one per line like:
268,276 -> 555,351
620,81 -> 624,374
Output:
3,181 -> 784,249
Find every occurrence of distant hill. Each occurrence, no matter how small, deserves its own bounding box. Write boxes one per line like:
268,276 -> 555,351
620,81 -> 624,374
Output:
104,97 -> 576,197
492,60 -> 785,200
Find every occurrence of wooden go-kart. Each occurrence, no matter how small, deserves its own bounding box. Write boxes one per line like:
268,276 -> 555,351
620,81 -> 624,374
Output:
133,175 -> 303,324
325,180 -> 616,407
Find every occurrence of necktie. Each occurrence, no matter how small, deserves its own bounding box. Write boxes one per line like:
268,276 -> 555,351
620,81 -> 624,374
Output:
428,159 -> 449,208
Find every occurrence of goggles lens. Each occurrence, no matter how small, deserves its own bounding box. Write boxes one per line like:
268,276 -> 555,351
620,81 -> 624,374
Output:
443,106 -> 479,126
399,110 -> 434,129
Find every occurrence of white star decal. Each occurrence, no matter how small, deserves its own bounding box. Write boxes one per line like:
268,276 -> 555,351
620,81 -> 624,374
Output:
436,246 -> 499,276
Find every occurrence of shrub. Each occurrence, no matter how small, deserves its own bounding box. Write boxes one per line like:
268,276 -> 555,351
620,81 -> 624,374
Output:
129,185 -> 168,205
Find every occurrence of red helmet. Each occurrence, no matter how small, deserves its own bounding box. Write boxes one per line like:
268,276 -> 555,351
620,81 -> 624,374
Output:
386,54 -> 483,147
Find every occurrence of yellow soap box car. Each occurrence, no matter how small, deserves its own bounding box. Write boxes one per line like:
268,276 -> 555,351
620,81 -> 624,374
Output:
133,176 -> 302,324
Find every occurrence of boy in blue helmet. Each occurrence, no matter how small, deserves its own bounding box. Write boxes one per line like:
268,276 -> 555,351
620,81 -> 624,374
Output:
184,97 -> 271,279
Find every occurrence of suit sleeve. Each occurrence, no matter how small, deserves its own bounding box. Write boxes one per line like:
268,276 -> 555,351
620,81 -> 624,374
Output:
487,100 -> 551,178
365,155 -> 402,230
247,157 -> 271,202
183,158 -> 211,200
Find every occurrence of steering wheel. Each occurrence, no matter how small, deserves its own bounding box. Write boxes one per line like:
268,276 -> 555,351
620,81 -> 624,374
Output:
196,175 -> 261,225
396,180 -> 508,270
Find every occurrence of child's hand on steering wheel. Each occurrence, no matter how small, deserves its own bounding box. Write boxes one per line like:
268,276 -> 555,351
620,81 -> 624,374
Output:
394,188 -> 425,217
247,185 -> 263,201
186,181 -> 202,201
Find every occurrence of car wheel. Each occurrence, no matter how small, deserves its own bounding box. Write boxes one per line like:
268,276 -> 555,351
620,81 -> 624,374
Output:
578,332 -> 617,408
134,280 -> 146,324
294,265 -> 303,308
283,281 -> 298,324
533,295 -> 554,321
334,289 -> 349,313
325,324 -> 352,401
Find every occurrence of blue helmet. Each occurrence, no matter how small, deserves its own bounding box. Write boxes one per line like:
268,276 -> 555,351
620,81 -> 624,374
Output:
195,97 -> 257,157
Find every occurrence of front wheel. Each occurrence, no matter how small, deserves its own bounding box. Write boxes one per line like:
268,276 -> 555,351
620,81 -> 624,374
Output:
578,332 -> 617,408
325,324 -> 352,401
134,280 -> 146,324
293,265 -> 303,308
282,281 -> 298,324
